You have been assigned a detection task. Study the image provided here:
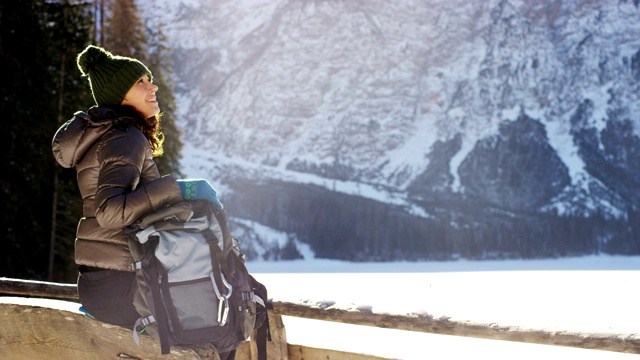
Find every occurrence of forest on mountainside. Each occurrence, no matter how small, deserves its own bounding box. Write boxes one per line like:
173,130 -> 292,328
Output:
0,0 -> 181,282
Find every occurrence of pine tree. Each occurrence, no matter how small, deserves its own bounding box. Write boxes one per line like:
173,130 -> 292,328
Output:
47,0 -> 95,282
103,0 -> 182,175
104,0 -> 147,62
146,21 -> 183,176
0,0 -> 92,282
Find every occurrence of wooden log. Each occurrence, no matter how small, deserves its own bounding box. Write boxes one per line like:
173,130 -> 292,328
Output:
2,277 -> 639,355
254,312 -> 289,360
272,300 -> 640,355
0,277 -> 78,301
0,277 -> 289,360
236,312 -> 289,360
0,302 -> 218,360
287,344 -> 391,360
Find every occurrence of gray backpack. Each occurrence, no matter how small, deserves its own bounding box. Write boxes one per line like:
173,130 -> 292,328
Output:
125,200 -> 270,358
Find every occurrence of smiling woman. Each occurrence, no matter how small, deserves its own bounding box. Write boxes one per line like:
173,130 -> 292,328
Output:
52,45 -> 184,332
121,74 -> 160,119
51,45 -> 232,359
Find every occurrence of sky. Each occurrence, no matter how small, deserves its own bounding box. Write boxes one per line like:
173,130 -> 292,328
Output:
3,255 -> 639,360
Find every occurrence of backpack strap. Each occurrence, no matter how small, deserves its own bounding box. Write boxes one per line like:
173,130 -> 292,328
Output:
130,257 -> 172,354
148,257 -> 172,354
244,292 -> 266,308
255,318 -> 270,360
249,275 -> 271,360
202,202 -> 271,360
133,315 -> 156,346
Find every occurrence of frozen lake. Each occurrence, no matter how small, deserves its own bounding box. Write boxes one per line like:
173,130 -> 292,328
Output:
248,256 -> 640,359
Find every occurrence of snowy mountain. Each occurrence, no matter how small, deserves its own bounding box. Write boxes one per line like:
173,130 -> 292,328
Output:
142,0 -> 640,261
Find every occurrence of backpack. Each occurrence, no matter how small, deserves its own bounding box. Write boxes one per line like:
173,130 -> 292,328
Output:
125,200 -> 270,358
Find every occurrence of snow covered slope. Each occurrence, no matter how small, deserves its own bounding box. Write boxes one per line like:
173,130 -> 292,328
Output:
142,0 -> 640,261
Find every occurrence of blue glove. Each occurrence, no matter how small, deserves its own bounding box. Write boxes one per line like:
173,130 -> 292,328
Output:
176,179 -> 223,209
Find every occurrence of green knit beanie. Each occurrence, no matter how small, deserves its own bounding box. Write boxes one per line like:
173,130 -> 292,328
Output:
76,45 -> 152,106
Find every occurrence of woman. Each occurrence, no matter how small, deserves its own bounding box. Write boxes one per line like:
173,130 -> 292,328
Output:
52,45 -> 221,331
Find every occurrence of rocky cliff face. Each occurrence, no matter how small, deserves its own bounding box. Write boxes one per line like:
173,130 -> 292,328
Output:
145,0 -> 640,260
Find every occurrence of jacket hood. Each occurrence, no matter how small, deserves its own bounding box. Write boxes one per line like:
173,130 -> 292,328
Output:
52,107 -> 119,168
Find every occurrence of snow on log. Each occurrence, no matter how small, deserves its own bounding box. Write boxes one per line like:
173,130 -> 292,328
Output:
271,300 -> 640,355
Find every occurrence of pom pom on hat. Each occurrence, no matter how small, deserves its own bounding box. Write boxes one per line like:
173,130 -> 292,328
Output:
77,45 -> 152,106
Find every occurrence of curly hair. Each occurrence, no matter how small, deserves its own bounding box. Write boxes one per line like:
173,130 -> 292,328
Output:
111,105 -> 165,157
139,113 -> 165,157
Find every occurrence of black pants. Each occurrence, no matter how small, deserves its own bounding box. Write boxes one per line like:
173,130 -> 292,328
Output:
77,268 -> 141,328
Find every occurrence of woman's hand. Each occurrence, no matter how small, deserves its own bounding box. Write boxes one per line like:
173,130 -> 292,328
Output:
176,179 -> 223,209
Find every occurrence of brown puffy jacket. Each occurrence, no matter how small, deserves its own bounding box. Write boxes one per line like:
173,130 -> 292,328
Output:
52,106 -> 183,271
